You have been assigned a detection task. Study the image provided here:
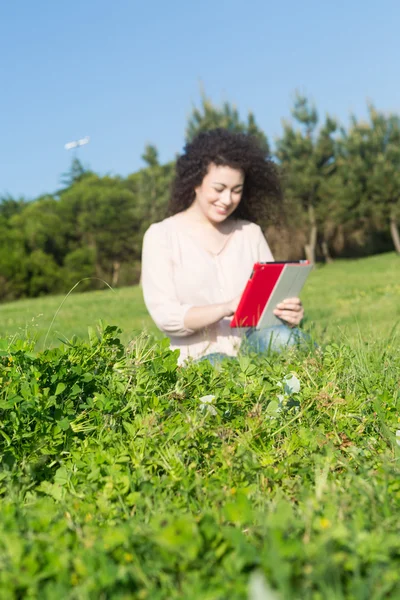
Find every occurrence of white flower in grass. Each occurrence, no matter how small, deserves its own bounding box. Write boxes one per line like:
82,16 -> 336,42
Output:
248,571 -> 280,600
283,373 -> 301,395
276,394 -> 285,409
273,373 -> 301,415
199,394 -> 217,416
396,430 -> 400,447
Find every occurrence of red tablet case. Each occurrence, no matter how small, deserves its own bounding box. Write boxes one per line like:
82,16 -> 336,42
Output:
230,261 -> 312,328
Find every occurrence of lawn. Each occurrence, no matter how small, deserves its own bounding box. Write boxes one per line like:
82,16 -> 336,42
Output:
0,252 -> 399,599
0,252 -> 399,348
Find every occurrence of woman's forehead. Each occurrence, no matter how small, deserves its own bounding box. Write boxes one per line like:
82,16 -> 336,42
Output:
204,163 -> 245,184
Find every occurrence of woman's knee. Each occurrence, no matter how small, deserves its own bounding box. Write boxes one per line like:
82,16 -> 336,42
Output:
244,325 -> 307,354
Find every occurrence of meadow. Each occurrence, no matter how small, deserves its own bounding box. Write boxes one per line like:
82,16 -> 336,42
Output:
0,252 -> 399,599
0,252 -> 399,349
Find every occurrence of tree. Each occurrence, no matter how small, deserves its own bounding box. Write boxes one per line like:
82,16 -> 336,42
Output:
0,195 -> 27,219
185,90 -> 269,154
141,144 -> 159,168
0,216 -> 29,300
59,175 -> 140,286
369,113 -> 400,253
336,106 -> 400,255
10,196 -> 67,263
0,196 -> 69,298
275,95 -> 337,263
62,247 -> 97,291
126,161 -> 175,256
26,250 -> 63,297
60,157 -> 92,188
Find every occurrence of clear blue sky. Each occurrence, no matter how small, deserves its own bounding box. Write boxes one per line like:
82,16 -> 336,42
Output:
1,0 -> 399,199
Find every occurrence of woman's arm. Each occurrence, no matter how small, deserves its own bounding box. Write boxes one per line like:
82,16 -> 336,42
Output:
142,223 -> 240,336
183,295 -> 241,331
141,224 -> 195,337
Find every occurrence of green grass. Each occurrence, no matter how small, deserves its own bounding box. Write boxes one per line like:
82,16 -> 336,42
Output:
0,252 -> 398,348
302,252 -> 400,341
0,283 -> 158,349
1,318 -> 399,598
1,253 -> 399,599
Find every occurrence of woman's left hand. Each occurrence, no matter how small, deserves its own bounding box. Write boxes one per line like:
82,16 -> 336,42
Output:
273,297 -> 304,328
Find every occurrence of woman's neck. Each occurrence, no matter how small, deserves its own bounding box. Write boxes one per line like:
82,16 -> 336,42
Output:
182,205 -> 234,233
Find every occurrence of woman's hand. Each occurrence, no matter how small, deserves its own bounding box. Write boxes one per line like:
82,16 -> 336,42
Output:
223,294 -> 242,317
273,297 -> 304,327
184,295 -> 242,331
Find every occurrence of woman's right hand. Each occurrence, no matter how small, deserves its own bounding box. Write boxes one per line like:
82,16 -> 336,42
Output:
223,294 -> 242,317
184,295 -> 242,332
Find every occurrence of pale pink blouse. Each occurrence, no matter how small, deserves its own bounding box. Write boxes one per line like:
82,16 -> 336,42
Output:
141,215 -> 274,364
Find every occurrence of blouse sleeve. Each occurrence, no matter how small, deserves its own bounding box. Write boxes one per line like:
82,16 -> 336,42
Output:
255,224 -> 274,262
141,222 -> 195,337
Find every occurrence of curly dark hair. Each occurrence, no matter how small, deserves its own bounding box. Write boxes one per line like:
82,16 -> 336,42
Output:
168,128 -> 282,225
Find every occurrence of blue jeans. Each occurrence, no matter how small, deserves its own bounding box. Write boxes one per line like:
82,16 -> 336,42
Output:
201,325 -> 309,366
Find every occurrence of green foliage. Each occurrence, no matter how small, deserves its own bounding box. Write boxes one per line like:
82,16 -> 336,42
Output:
1,93 -> 400,302
126,160 -> 175,253
63,247 -> 97,290
0,323 -> 399,598
337,106 -> 400,253
58,174 -> 142,287
141,144 -> 159,168
275,94 -> 338,263
60,157 -> 92,188
0,220 -> 29,301
0,195 -> 27,219
186,90 -> 270,154
26,250 -> 64,297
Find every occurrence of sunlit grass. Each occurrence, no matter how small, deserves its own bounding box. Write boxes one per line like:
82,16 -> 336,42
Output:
1,253 -> 399,598
302,251 -> 399,342
0,285 -> 157,349
0,252 -> 398,349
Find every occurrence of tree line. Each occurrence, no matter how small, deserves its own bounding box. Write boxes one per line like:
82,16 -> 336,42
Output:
1,93 -> 399,302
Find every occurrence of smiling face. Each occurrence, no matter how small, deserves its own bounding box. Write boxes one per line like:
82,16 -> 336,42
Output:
191,163 -> 245,225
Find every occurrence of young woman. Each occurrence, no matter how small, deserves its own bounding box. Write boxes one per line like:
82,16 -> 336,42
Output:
141,129 -> 305,365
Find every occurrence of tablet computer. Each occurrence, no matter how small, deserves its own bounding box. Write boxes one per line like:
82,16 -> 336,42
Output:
230,261 -> 312,328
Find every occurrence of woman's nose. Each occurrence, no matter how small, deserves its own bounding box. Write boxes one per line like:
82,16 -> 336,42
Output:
221,189 -> 233,205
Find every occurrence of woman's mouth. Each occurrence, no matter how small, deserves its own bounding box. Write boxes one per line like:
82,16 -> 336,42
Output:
214,206 -> 228,215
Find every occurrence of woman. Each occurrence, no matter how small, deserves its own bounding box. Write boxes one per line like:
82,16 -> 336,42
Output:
141,129 -> 305,365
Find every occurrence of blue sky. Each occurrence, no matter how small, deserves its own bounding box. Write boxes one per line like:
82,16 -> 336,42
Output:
1,0 -> 399,199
